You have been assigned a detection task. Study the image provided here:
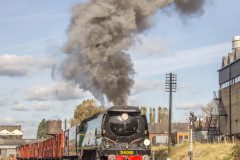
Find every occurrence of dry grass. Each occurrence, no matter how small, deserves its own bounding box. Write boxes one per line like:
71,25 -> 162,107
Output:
153,142 -> 235,160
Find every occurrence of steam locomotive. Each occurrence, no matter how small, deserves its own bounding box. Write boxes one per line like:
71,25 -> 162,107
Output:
17,106 -> 151,160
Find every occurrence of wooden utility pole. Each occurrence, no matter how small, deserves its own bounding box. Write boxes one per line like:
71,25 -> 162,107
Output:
166,73 -> 177,156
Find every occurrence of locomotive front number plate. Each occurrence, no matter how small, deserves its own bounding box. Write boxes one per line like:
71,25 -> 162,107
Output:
118,150 -> 136,155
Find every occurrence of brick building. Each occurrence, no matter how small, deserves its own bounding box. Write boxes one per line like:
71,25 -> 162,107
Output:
149,122 -> 189,145
0,125 -> 23,140
218,36 -> 240,138
0,139 -> 39,159
0,125 -> 23,159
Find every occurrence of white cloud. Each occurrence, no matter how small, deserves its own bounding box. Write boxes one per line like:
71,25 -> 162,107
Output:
34,103 -> 53,111
0,36 -> 63,54
25,81 -> 89,101
132,80 -> 162,95
1,117 -> 27,125
0,54 -> 54,77
12,104 -> 29,111
0,95 -> 8,107
11,102 -> 52,112
0,94 -> 17,107
1,117 -> 15,125
176,102 -> 204,111
0,14 -> 68,22
134,42 -> 230,77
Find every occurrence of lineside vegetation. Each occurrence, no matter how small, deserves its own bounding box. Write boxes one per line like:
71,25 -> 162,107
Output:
153,142 -> 236,160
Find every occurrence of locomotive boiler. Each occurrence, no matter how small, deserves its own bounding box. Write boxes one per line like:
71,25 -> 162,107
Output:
17,106 -> 151,160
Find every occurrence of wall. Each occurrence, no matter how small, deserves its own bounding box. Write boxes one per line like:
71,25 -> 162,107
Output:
231,82 -> 240,134
0,146 -> 16,160
176,132 -> 189,144
219,82 -> 240,135
152,134 -> 168,145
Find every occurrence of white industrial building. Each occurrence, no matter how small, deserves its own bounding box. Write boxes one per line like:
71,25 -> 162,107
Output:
0,125 -> 23,159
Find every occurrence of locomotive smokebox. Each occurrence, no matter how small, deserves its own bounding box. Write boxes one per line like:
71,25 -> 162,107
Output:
46,120 -> 62,135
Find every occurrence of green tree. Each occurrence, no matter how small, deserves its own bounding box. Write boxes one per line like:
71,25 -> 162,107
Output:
71,99 -> 104,127
36,119 -> 47,139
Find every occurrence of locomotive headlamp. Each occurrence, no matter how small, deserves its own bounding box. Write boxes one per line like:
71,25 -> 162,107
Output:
121,113 -> 129,121
142,155 -> 150,160
108,155 -> 116,160
143,139 -> 150,146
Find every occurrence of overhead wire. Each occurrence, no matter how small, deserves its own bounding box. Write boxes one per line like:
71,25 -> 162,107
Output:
176,79 -> 189,122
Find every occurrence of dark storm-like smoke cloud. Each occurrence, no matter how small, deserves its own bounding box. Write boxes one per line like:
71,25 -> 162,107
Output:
60,0 -> 205,106
175,0 -> 205,16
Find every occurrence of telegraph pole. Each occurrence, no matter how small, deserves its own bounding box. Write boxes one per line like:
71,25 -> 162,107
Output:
166,73 -> 177,156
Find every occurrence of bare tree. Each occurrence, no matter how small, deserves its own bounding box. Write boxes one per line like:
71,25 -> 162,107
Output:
202,100 -> 218,117
140,106 -> 147,115
157,107 -> 168,124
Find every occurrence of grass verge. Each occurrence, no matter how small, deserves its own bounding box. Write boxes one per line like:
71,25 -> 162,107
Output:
152,142 -> 235,160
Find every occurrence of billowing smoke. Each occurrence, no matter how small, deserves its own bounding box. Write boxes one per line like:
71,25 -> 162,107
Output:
61,0 -> 205,106
174,0 -> 205,16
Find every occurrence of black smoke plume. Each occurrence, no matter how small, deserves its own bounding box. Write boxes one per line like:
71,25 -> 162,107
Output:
175,0 -> 205,16
60,0 -> 205,106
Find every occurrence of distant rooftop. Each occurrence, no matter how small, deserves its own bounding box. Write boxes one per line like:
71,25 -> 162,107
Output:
0,139 -> 40,146
0,125 -> 21,132
0,125 -> 23,138
149,122 -> 189,134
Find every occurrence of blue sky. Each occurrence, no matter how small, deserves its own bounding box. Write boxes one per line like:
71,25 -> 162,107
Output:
0,0 -> 239,138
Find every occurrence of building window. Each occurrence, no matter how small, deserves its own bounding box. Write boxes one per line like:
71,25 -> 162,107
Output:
237,76 -> 240,83
220,76 -> 240,90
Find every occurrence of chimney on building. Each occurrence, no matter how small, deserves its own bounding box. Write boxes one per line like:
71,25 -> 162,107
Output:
232,36 -> 240,59
228,52 -> 235,64
232,36 -> 240,50
222,36 -> 240,68
222,56 -> 228,68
